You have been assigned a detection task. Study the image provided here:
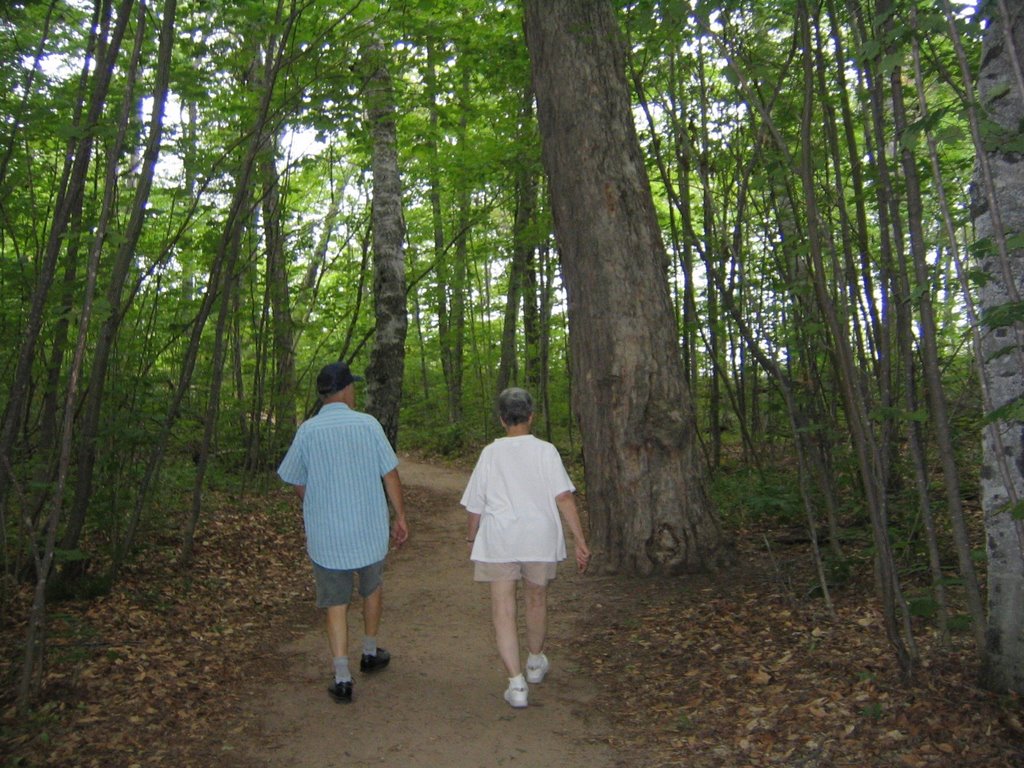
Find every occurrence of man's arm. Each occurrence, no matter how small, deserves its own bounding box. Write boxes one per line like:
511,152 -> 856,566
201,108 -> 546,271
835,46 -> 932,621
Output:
294,485 -> 306,501
382,468 -> 409,547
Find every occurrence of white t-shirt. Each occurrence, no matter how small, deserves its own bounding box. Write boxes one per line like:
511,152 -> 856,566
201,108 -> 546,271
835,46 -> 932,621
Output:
460,434 -> 575,563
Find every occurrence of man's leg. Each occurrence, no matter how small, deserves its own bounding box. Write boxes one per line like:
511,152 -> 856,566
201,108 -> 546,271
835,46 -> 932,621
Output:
357,564 -> 391,671
326,604 -> 350,672
490,580 -> 522,677
363,584 -> 382,637
315,564 -> 355,701
325,603 -> 354,701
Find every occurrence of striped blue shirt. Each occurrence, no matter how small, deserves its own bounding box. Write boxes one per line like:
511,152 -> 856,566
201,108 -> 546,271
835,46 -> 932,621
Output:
277,403 -> 398,569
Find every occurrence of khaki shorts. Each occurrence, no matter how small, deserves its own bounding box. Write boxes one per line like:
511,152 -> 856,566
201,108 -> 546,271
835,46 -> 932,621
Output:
474,561 -> 557,586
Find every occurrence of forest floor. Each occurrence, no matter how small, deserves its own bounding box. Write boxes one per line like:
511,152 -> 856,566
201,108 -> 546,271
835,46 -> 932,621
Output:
2,454 -> 1023,767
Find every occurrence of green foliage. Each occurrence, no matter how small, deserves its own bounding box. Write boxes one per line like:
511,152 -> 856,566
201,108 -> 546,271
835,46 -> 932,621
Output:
948,613 -> 974,633
709,465 -> 802,527
859,702 -> 884,720
981,299 -> 1024,332
983,394 -> 1024,425
45,566 -> 114,603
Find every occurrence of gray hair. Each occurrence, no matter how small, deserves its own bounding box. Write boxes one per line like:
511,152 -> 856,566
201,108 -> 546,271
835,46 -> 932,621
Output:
497,387 -> 534,426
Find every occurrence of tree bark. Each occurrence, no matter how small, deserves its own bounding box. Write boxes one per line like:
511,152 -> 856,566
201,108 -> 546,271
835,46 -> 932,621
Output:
523,0 -> 723,575
971,0 -> 1024,696
261,133 -> 295,461
363,38 -> 408,448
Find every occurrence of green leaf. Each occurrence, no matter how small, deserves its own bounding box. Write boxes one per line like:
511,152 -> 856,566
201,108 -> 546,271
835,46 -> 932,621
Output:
983,394 -> 1024,424
54,548 -> 89,564
869,405 -> 928,423
996,499 -> 1024,520
981,299 -> 1024,330
915,8 -> 950,35
859,39 -> 881,61
908,597 -> 937,618
968,266 -> 992,288
984,82 -> 1011,104
1002,131 -> 1024,154
879,51 -> 904,75
948,614 -> 973,632
969,237 -> 996,258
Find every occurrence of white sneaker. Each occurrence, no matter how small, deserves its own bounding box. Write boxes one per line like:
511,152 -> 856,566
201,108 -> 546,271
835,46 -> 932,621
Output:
525,654 -> 549,684
504,675 -> 528,708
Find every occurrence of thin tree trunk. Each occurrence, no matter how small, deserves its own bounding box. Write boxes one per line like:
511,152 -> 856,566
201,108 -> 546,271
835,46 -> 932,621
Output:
114,1 -> 296,576
522,244 -> 543,394
363,38 -> 408,448
796,0 -> 915,675
445,67 -> 472,425
0,0 -> 133,525
64,0 -> 177,550
18,0 -> 146,704
261,134 -> 295,460
889,16 -> 985,651
497,88 -> 538,394
181,227 -> 242,566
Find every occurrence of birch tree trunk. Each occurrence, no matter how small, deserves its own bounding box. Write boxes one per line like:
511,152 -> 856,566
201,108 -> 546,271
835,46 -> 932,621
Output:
972,0 -> 1024,696
523,0 -> 724,574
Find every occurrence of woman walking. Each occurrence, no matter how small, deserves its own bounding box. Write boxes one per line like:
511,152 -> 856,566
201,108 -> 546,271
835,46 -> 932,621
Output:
461,388 -> 591,708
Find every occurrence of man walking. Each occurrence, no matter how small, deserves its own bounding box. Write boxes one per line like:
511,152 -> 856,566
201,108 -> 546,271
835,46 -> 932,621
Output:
278,361 -> 409,703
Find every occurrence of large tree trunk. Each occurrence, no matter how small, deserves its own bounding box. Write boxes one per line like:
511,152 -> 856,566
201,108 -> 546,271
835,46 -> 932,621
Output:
523,0 -> 723,575
972,0 -> 1024,696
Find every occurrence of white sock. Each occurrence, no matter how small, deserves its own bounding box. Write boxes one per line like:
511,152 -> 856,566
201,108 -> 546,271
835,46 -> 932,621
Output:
333,656 -> 351,683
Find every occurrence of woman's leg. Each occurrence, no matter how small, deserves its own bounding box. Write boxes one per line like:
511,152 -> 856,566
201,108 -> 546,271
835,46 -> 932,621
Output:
490,580 -> 522,676
523,579 -> 547,655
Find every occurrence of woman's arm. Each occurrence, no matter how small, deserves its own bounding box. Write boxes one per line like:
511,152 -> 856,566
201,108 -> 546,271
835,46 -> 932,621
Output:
466,511 -> 481,545
555,491 -> 591,572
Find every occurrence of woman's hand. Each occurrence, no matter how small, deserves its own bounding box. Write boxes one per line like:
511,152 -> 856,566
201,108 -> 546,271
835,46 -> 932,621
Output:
575,540 -> 591,573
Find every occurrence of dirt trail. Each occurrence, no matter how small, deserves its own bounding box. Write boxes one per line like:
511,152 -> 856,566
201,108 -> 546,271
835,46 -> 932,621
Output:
238,457 -> 619,768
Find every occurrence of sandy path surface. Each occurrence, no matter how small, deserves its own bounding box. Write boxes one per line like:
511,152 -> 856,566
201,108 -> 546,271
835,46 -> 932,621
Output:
239,456 -> 619,768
